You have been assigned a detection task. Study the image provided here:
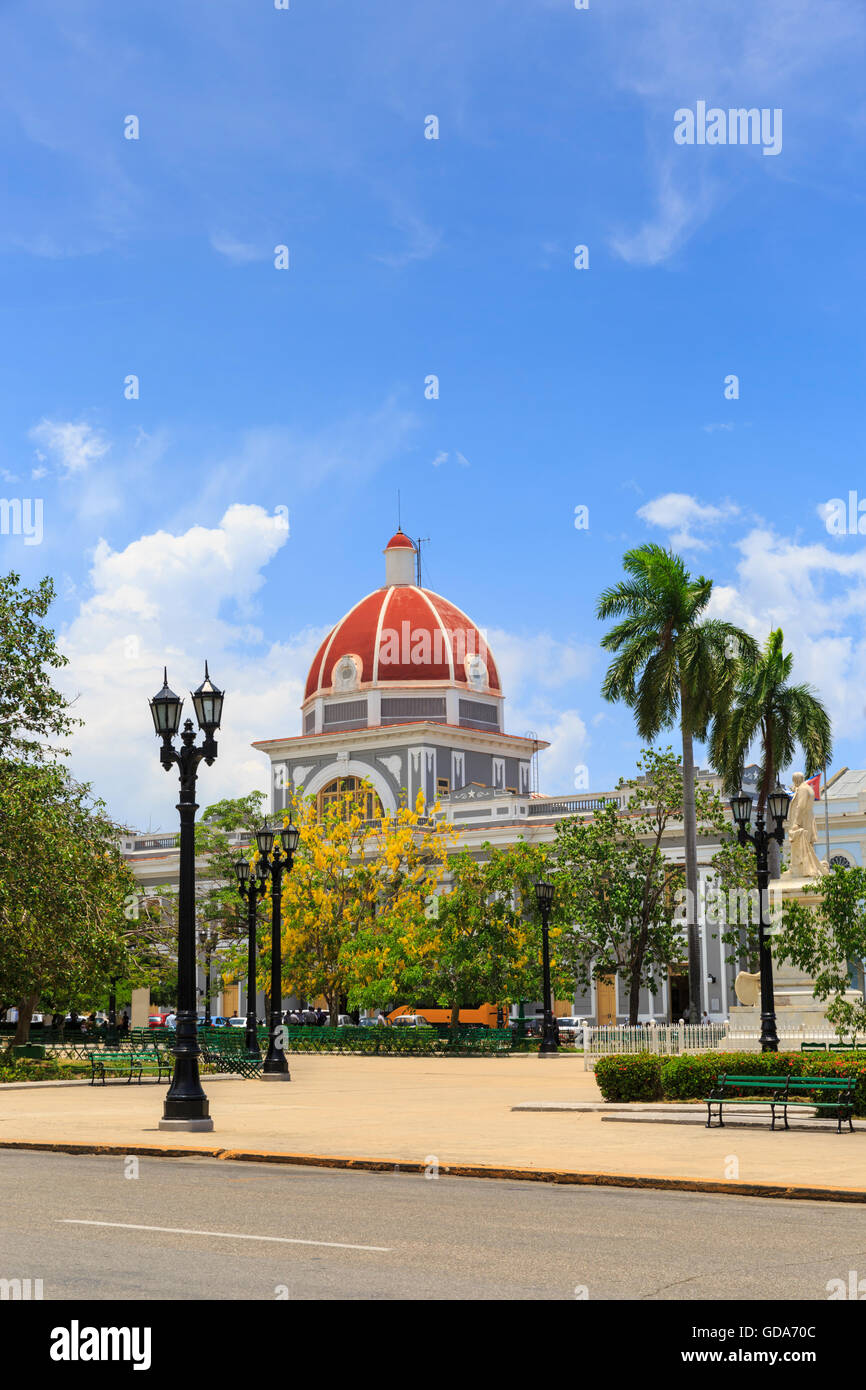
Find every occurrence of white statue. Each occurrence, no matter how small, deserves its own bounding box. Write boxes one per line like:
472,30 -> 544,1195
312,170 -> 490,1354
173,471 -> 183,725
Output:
782,772 -> 829,880
734,971 -> 761,1007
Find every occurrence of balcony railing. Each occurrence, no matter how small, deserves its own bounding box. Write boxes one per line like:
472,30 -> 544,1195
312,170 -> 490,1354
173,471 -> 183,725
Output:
527,796 -> 623,817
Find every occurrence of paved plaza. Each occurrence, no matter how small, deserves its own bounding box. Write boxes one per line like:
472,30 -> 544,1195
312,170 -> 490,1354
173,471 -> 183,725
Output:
3,1056 -> 866,1199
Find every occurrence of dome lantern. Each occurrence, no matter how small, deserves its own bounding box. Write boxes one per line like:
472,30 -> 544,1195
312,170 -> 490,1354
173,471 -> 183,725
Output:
384,530 -> 416,587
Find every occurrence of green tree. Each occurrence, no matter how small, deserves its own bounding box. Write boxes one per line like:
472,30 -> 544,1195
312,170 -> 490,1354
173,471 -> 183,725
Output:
709,627 -> 832,878
775,865 -> 866,1036
596,544 -> 756,1020
0,572 -> 79,761
396,841 -> 559,1028
156,792 -> 268,1011
552,748 -> 724,1023
0,762 -> 135,1043
707,831 -> 763,973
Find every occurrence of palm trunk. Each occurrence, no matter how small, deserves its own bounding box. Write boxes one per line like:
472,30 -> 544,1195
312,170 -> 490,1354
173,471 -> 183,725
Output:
759,741 -> 782,881
680,694 -> 703,1023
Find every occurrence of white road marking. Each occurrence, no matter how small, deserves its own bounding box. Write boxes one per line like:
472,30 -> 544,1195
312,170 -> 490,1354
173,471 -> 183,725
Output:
60,1219 -> 390,1252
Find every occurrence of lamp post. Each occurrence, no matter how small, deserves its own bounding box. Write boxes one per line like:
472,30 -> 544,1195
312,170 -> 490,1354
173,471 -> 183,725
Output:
729,788 -> 791,1053
534,880 -> 559,1056
234,857 -> 268,1058
253,819 -> 300,1080
149,663 -> 224,1131
197,927 -> 219,1026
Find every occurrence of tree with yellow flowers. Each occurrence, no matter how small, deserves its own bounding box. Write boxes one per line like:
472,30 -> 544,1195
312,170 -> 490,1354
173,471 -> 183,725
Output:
273,783 -> 456,1023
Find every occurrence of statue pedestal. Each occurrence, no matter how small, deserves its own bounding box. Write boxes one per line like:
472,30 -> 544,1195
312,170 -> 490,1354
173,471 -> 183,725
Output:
727,876 -> 862,1047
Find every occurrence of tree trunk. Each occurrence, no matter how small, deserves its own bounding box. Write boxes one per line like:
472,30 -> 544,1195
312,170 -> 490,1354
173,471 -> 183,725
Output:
13,994 -> 38,1047
449,1002 -> 460,1030
627,968 -> 641,1025
679,698 -> 703,1023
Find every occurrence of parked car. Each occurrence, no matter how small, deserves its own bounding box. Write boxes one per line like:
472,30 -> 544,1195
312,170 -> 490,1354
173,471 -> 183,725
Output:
336,1014 -> 353,1027
357,1017 -> 378,1028
199,1016 -> 229,1028
392,1014 -> 430,1028
556,1016 -> 590,1040
147,1014 -> 169,1029
228,1016 -> 247,1028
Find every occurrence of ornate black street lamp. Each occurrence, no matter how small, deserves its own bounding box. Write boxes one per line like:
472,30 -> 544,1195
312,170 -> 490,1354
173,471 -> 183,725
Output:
234,856 -> 268,1058
534,880 -> 559,1056
730,789 -> 791,1053
197,927 -> 219,1026
254,819 -> 301,1080
149,663 -> 224,1131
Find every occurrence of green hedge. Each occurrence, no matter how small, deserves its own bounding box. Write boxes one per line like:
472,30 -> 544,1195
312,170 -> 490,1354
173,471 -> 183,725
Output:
594,1053 -> 664,1102
595,1051 -> 866,1116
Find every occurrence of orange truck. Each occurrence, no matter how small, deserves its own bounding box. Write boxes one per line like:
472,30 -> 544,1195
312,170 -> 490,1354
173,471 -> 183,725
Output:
388,1004 -> 504,1028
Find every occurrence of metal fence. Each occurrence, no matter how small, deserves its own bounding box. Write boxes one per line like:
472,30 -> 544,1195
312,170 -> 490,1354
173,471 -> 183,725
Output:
582,1023 -> 729,1069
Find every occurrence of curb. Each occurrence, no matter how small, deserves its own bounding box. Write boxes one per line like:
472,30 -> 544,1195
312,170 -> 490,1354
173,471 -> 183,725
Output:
2,1137 -> 866,1204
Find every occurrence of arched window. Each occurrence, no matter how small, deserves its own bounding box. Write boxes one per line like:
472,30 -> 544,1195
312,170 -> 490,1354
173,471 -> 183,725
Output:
317,776 -> 382,822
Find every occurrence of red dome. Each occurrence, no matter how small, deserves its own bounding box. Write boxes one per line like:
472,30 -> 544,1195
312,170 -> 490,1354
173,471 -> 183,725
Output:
304,585 -> 501,700
384,530 -> 415,550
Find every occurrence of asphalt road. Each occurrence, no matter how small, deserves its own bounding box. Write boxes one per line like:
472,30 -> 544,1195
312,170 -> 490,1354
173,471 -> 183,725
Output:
2,1150 -> 865,1300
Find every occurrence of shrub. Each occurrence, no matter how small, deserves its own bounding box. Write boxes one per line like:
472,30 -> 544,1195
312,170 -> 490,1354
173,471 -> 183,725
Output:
604,1050 -> 866,1117
595,1052 -> 663,1102
0,1057 -> 91,1084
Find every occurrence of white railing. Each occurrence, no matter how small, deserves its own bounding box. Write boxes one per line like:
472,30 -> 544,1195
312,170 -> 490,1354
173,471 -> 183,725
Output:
582,1022 -> 866,1067
582,1022 -> 728,1069
726,1026 -> 865,1046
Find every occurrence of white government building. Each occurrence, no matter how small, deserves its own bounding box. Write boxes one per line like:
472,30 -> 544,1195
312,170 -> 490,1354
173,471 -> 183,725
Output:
125,531 -> 864,1023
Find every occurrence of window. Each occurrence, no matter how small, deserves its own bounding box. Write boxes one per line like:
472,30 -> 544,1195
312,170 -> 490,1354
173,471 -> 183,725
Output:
323,699 -> 368,729
459,698 -> 498,729
436,778 -> 450,796
317,777 -> 382,822
381,696 -> 446,724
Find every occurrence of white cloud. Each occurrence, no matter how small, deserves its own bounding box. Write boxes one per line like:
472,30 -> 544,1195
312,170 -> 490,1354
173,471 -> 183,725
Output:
486,628 -> 595,792
209,233 -> 266,264
29,420 -> 110,476
637,492 -> 739,549
610,159 -> 719,268
58,504 -> 323,828
707,524 -> 866,748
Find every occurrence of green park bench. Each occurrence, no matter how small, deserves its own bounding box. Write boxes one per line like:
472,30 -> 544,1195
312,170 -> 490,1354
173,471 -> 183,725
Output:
200,1034 -> 262,1079
90,1046 -> 172,1085
90,1051 -> 136,1085
706,1073 -> 856,1133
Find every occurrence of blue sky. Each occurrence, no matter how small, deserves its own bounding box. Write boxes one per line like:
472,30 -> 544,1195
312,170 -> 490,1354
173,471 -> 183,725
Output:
2,0 -> 866,826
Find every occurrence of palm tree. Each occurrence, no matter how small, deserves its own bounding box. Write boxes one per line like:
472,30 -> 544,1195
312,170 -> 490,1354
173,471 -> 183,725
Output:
709,628 -> 832,878
597,544 -> 756,1021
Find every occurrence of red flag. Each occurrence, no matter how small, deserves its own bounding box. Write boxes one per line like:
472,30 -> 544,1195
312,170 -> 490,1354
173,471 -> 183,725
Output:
805,773 -> 821,800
